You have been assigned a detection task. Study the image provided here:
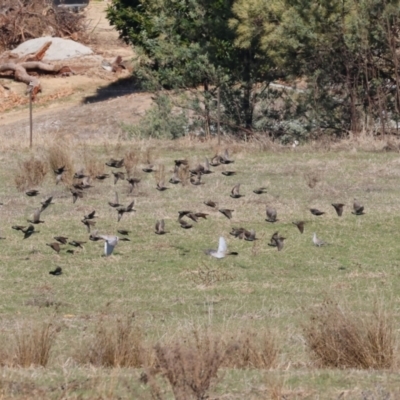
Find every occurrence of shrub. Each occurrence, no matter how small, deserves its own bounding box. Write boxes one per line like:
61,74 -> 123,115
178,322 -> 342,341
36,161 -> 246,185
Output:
303,300 -> 396,369
47,144 -> 74,186
14,157 -> 48,191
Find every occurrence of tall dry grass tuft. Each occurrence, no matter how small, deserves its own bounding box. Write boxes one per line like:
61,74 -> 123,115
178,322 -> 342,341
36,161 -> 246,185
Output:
13,322 -> 57,367
47,144 -> 74,186
124,149 -> 138,177
178,165 -> 190,186
14,157 -> 48,191
224,329 -> 279,370
84,154 -> 105,178
76,317 -> 147,368
149,330 -> 227,400
303,300 -> 396,369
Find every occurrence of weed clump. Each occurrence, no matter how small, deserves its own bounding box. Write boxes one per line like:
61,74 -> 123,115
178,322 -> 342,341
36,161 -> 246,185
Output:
47,144 -> 74,186
303,300 -> 396,369
14,157 -> 48,191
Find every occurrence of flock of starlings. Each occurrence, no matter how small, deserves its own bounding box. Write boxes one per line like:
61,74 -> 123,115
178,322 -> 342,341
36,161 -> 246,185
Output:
6,149 -> 366,275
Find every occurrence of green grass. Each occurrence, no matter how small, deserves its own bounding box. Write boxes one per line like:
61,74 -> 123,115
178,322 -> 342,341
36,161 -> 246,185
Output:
0,138 -> 400,398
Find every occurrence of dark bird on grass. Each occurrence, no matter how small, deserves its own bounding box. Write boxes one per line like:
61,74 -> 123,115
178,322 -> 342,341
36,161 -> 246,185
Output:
27,208 -> 45,224
221,171 -> 236,176
89,231 -> 101,241
54,236 -> 68,244
332,203 -> 345,217
268,231 -> 285,251
253,187 -> 268,194
25,189 -> 39,197
108,192 -> 121,208
40,196 -> 54,212
84,210 -> 96,220
190,164 -> 205,176
71,189 -> 83,204
204,200 -> 218,209
78,177 -> 93,189
127,177 -> 141,193
230,227 -> 247,240
46,242 -> 61,254
210,154 -> 223,167
69,240 -> 86,248
22,224 -> 38,239
66,249 -> 75,254
313,232 -> 325,247
81,218 -> 96,233
142,165 -> 154,173
292,221 -> 305,234
195,212 -> 208,220
190,174 -> 203,186
169,166 -> 180,184
220,149 -> 234,164
266,206 -> 278,223
54,166 -> 67,185
202,158 -> 213,174
352,198 -> 365,215
96,173 -> 110,181
174,159 -> 188,167
186,213 -> 198,223
120,237 -> 130,242
156,180 -> 168,191
178,210 -> 193,219
155,219 -> 167,235
49,266 -> 62,276
106,158 -> 124,168
112,171 -> 125,185
12,225 -> 26,232
117,201 -> 135,222
244,229 -> 257,241
73,170 -> 88,180
179,218 -> 193,229
310,208 -> 325,216
117,229 -> 130,236
230,183 -> 243,199
219,208 -> 234,219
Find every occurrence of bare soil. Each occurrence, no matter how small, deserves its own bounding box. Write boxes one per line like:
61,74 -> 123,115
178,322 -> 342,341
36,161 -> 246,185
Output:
0,1 -> 153,132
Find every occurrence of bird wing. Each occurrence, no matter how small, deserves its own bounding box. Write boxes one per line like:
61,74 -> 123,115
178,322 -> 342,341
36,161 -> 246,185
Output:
217,237 -> 227,254
104,241 -> 115,256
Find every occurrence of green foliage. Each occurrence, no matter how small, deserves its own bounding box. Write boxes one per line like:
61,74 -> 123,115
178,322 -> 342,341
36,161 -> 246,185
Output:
122,95 -> 189,139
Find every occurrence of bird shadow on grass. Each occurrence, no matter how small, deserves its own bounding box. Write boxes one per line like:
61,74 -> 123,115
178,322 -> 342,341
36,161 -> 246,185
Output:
82,76 -> 142,104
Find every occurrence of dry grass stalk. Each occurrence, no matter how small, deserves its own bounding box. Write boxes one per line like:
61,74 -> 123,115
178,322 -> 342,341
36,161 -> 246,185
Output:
150,330 -> 227,400
303,300 -> 396,369
84,154 -> 105,178
155,164 -> 166,183
178,165 -> 190,186
47,144 -> 74,186
124,149 -> 138,177
304,170 -> 322,189
13,322 -> 57,367
77,317 -> 146,368
14,157 -> 48,191
224,329 -> 279,370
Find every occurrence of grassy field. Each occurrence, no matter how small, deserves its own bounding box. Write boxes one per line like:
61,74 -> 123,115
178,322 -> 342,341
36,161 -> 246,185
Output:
0,133 -> 400,399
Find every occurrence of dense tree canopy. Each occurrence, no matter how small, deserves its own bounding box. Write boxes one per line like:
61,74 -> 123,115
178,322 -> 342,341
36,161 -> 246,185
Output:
107,0 -> 400,140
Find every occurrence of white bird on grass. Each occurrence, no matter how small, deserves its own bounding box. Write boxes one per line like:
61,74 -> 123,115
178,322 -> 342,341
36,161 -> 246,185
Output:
98,234 -> 119,256
313,232 -> 325,247
205,237 -> 238,258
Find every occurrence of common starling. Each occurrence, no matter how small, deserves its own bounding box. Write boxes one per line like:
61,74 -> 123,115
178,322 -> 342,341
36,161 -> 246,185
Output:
49,266 -> 62,276
108,192 -> 121,208
106,158 -> 124,168
219,208 -> 234,219
266,206 -> 278,223
81,218 -> 96,233
221,171 -> 236,176
169,166 -> 180,184
292,221 -> 305,234
54,236 -> 68,244
204,200 -> 218,209
230,183 -> 243,198
40,196 -> 54,212
71,189 -> 83,204
156,181 -> 168,191
174,159 -> 188,167
112,171 -> 125,185
22,224 -> 38,239
253,187 -> 267,194
26,190 -> 39,197
142,165 -> 154,173
220,149 -> 234,164
96,173 -> 110,181
54,166 -> 67,185
332,203 -> 345,217
310,208 -> 325,216
155,219 -> 167,235
190,174 -> 203,186
117,229 -> 130,236
179,218 -> 193,229
127,177 -> 141,193
46,242 -> 61,254
84,210 -> 96,220
69,240 -> 86,248
27,208 -> 45,224
352,198 -> 365,215
117,201 -> 135,222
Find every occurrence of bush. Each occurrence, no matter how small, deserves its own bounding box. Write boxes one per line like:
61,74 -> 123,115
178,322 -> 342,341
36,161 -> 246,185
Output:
303,300 -> 396,369
14,157 -> 48,191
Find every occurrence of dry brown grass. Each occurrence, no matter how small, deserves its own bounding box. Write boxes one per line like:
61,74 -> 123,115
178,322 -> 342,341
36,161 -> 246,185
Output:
13,322 -> 57,367
304,170 -> 323,189
224,329 -> 279,370
147,330 -> 227,400
76,316 -> 148,368
303,300 -> 396,369
84,153 -> 106,179
14,157 -> 48,191
124,149 -> 139,177
178,165 -> 190,186
47,144 -> 74,186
